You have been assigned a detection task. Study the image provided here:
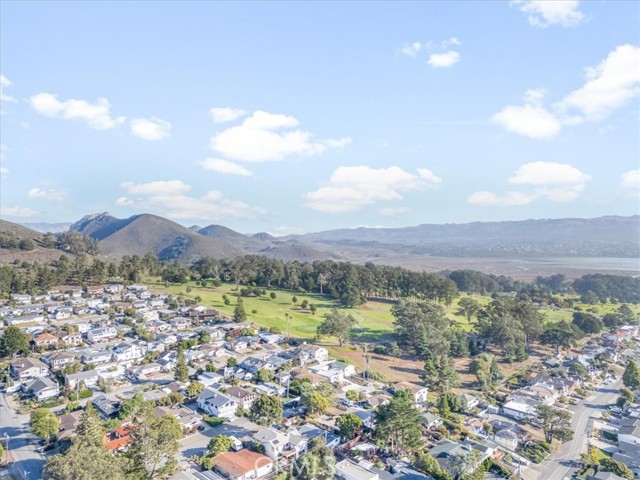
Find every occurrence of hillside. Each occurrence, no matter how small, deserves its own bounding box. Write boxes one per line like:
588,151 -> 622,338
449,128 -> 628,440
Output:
294,215 -> 640,257
0,220 -> 73,264
73,214 -> 244,261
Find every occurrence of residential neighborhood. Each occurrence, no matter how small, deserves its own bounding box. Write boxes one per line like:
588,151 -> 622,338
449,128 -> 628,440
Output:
0,282 -> 639,480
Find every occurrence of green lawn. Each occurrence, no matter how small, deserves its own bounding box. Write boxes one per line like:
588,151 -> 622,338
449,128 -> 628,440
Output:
144,280 -> 638,341
146,279 -> 396,340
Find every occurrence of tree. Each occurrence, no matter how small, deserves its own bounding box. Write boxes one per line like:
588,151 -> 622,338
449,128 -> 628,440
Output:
336,413 -> 362,440
392,301 -> 450,356
309,304 -> 317,315
457,297 -> 481,323
255,368 -> 275,383
423,353 -> 459,394
226,357 -> 238,367
233,298 -> 247,322
207,435 -> 234,457
623,359 -> 640,391
249,394 -> 283,426
0,325 -> 31,358
540,321 -> 576,354
414,452 -> 452,480
535,405 -> 573,443
572,312 -> 603,334
374,389 -> 423,457
345,390 -> 359,402
294,437 -> 336,480
44,403 -> 125,480
125,401 -> 182,479
470,353 -> 501,390
270,292 -> 277,300
305,392 -> 330,416
186,381 -> 204,398
174,347 -> 189,383
30,408 -> 60,444
316,309 -> 357,346
599,458 -> 634,480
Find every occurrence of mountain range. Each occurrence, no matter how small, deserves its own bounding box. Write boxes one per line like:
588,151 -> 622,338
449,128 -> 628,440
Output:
2,214 -> 638,272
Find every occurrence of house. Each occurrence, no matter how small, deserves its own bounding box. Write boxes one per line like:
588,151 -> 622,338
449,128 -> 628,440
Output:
420,412 -> 444,430
23,376 -> 59,400
394,381 -> 428,406
367,394 -> 391,409
80,349 -> 113,365
104,426 -> 131,451
155,406 -> 202,434
197,371 -> 224,388
298,344 -> 329,364
132,363 -> 162,379
170,317 -> 191,330
254,427 -> 308,461
213,449 -> 273,480
226,386 -> 258,410
87,326 -> 118,343
112,341 -> 146,363
197,388 -> 238,419
57,409 -> 83,440
50,307 -> 73,321
43,351 -> 77,370
335,459 -> 379,480
351,409 -> 375,430
501,398 -> 539,420
93,395 -> 120,419
32,332 -> 59,349
9,357 -> 49,381
461,393 -> 480,412
65,369 -> 99,389
60,332 -> 83,346
429,439 -> 490,475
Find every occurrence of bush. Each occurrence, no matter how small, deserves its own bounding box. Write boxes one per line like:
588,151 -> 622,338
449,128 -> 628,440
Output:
203,415 -> 225,427
68,389 -> 93,401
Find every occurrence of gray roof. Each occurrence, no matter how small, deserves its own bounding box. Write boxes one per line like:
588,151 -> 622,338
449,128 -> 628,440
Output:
25,376 -> 58,393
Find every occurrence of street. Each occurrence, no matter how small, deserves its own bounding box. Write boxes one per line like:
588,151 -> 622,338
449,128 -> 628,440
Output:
0,393 -> 44,480
523,379 -> 622,480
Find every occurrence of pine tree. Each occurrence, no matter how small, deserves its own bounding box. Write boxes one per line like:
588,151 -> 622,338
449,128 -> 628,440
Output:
174,347 -> 189,382
234,298 -> 247,322
75,402 -> 104,444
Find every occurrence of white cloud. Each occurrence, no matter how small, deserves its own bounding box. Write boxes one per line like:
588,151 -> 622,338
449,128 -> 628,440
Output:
468,191 -> 538,206
621,169 -> 640,197
130,117 -> 171,140
428,51 -> 460,68
210,110 -> 350,163
468,161 -> 591,206
492,44 -> 639,139
379,206 -> 411,216
198,158 -> 253,176
491,104 -> 561,139
30,92 -> 125,130
443,37 -> 461,48
402,42 -> 423,57
0,144 -> 7,178
417,168 -> 443,184
512,0 -> 585,28
121,180 -> 191,195
305,165 -> 440,213
508,161 -> 591,186
0,166 -> 8,177
27,187 -> 65,202
117,180 -> 264,221
556,44 -> 640,122
210,107 -> 247,123
0,75 -> 17,103
1,205 -> 42,218
270,226 -> 304,236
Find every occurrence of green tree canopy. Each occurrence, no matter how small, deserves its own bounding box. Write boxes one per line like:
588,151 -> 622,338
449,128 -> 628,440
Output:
336,413 -> 363,440
174,347 -> 189,383
374,389 -> 423,457
207,435 -> 234,457
535,404 -> 573,443
623,359 -> 640,391
0,325 -> 31,358
249,394 -> 283,426
316,309 -> 357,346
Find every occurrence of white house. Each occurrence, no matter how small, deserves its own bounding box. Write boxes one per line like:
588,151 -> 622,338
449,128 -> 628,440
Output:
87,326 -> 118,343
197,388 -> 238,419
112,341 -> 146,363
254,427 -> 308,461
10,357 -> 49,381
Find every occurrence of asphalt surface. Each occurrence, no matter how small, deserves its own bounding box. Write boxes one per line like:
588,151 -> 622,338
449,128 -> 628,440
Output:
0,393 -> 44,480
523,379 -> 622,480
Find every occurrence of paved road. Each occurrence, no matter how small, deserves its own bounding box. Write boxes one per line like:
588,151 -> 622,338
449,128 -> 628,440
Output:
0,393 -> 44,480
523,379 -> 622,480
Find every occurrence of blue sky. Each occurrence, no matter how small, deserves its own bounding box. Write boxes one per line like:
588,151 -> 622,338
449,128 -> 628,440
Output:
1,1 -> 638,234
